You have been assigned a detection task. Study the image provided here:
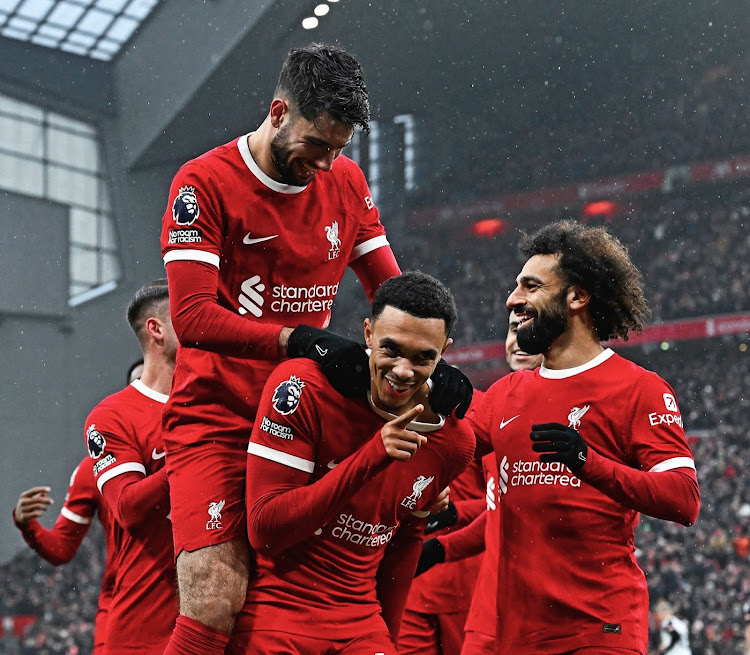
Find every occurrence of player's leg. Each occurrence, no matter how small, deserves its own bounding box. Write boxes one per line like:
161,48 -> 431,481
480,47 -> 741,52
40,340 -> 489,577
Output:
397,609 -> 440,655
459,630 -> 494,655
163,435 -> 249,654
176,538 -> 250,632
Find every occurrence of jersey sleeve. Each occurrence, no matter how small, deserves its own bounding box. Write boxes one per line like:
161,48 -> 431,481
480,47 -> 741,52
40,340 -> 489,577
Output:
61,459 -> 100,526
14,515 -> 89,566
84,401 -> 170,529
626,371 -> 696,472
85,403 -> 143,494
349,246 -> 400,301
13,461 -> 97,566
439,511 -> 487,562
167,259 -> 282,359
161,161 -> 225,267
246,359 -> 324,469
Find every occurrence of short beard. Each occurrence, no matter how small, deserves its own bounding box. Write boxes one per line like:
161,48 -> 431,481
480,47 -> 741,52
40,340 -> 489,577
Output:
269,123 -> 303,186
516,291 -> 568,355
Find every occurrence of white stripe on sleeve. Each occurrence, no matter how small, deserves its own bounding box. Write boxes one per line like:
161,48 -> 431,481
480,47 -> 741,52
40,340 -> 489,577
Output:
97,462 -> 147,492
649,457 -> 696,473
247,442 -> 315,474
163,249 -> 220,268
60,507 -> 92,525
350,235 -> 390,261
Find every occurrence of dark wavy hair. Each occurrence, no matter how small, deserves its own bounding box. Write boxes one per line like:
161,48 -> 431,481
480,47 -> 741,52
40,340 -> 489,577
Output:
371,271 -> 458,337
275,43 -> 370,134
519,220 -> 649,341
126,278 -> 169,345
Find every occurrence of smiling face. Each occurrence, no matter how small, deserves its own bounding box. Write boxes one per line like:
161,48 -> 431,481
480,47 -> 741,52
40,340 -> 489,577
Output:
269,106 -> 353,186
505,312 -> 544,371
506,253 -> 571,356
364,306 -> 451,413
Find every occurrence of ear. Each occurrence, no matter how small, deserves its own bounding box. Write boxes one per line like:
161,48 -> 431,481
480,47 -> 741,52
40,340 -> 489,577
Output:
145,316 -> 166,345
567,285 -> 591,312
364,317 -> 373,348
440,337 -> 454,357
270,99 -> 288,129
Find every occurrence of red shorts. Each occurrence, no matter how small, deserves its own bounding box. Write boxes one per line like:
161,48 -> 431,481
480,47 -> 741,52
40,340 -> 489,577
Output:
229,630 -> 397,654
165,431 -> 248,556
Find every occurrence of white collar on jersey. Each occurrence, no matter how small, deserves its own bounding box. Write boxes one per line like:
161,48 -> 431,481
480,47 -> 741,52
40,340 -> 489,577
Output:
539,347 -> 615,380
367,392 -> 445,432
236,133 -> 307,195
131,379 -> 169,404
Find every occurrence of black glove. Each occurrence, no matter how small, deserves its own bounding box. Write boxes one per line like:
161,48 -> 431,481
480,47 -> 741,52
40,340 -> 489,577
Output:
286,325 -> 370,397
429,359 -> 473,418
424,501 -> 458,535
530,422 -> 588,473
415,538 -> 445,576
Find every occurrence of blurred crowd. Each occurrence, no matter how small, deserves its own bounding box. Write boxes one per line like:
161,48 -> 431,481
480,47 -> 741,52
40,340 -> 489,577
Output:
0,524 -> 105,653
332,192 -> 750,348
628,338 -> 750,654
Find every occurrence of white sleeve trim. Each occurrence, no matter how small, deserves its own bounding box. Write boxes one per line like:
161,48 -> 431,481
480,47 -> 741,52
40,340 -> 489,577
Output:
350,235 -> 390,261
97,462 -> 147,492
247,441 -> 315,474
163,249 -> 220,268
649,457 -> 696,473
60,507 -> 92,525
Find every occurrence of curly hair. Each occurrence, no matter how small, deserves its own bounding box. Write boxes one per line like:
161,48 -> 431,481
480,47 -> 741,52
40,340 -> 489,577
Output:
371,270 -> 458,337
519,220 -> 649,341
275,43 -> 370,134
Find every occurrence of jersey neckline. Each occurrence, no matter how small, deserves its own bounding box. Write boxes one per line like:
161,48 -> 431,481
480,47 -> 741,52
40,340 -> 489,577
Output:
237,133 -> 307,195
367,392 -> 445,432
539,348 -> 615,379
131,379 -> 168,404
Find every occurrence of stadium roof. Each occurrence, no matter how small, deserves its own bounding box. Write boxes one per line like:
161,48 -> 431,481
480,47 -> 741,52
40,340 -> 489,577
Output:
0,0 -> 160,61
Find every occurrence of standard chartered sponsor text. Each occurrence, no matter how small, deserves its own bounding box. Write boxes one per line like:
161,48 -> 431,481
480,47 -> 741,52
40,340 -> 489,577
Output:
271,282 -> 339,313
331,513 -> 399,547
511,459 -> 582,487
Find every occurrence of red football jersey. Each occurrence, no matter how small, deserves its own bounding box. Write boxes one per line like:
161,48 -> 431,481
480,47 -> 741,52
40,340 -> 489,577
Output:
464,454 -> 498,638
85,380 -> 177,654
468,349 -> 696,654
160,135 -> 391,436
241,358 -> 476,640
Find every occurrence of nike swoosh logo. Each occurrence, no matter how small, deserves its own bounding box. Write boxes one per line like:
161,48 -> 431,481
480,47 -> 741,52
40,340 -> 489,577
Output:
327,459 -> 339,469
243,233 -> 278,245
499,415 -> 520,429
152,448 -> 167,460
315,344 -> 328,357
